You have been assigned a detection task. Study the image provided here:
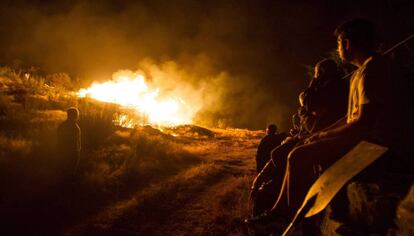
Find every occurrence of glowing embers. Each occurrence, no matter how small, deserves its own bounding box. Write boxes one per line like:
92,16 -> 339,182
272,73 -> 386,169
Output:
78,71 -> 193,126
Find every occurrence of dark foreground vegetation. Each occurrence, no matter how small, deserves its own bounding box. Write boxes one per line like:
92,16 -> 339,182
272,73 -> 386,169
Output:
0,67 -> 182,234
0,67 -> 261,235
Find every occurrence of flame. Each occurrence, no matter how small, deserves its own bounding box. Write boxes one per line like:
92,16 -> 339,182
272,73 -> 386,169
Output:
113,114 -> 136,128
77,71 -> 197,126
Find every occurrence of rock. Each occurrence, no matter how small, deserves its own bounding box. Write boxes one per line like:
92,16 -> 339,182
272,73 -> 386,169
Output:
314,151 -> 413,236
347,182 -> 400,233
319,206 -> 343,236
395,185 -> 414,236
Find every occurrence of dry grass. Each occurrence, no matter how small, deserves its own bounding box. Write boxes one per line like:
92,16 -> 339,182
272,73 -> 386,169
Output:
0,66 -> 262,235
206,175 -> 252,235
65,126 -> 260,235
0,135 -> 32,159
66,162 -> 225,235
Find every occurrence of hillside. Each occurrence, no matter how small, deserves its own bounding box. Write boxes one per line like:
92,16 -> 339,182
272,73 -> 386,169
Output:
2,66 -> 413,236
0,67 -> 261,235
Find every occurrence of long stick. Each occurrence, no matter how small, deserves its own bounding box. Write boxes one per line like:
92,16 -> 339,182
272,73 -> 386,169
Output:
341,33 -> 414,80
383,33 -> 414,55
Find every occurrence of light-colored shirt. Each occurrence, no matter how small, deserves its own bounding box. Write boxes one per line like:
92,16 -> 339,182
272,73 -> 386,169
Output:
346,54 -> 411,155
347,57 -> 373,124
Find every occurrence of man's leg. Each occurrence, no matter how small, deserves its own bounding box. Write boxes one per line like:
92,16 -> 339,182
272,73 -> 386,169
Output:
271,135 -> 361,220
252,139 -> 299,216
270,138 -> 299,190
267,138 -> 299,214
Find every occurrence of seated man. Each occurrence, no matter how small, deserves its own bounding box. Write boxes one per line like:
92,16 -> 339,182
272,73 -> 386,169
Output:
248,18 -> 411,233
250,58 -> 349,218
256,124 -> 287,173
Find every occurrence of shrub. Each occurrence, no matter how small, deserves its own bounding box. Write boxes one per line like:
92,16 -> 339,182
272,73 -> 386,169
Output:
46,73 -> 72,89
0,135 -> 32,160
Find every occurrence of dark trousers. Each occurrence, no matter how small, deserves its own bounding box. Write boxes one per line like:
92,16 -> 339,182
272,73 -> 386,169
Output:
253,138 -> 300,216
272,135 -> 361,219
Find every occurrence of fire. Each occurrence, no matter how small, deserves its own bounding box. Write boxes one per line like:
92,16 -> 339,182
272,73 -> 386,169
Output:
77,70 -> 197,126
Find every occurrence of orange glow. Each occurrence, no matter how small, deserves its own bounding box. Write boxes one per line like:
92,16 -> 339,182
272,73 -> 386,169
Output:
77,70 -> 198,126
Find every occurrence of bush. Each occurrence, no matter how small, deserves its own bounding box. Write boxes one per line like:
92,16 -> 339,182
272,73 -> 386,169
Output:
0,135 -> 32,160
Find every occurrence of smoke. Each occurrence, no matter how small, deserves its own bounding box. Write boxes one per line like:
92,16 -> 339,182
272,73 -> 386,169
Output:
1,0 -> 413,129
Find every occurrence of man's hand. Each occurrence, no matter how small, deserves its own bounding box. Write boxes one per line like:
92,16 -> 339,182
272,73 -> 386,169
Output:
304,133 -> 318,144
250,161 -> 274,202
281,136 -> 293,145
249,173 -> 262,202
304,131 -> 328,144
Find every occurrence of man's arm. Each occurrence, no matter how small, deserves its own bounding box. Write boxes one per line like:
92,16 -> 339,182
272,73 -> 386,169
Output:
256,138 -> 266,158
321,116 -> 347,131
76,125 -> 81,152
318,103 -> 378,139
250,161 -> 275,200
304,116 -> 346,143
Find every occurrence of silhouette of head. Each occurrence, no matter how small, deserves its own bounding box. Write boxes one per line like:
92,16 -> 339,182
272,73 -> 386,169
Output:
334,18 -> 377,62
267,124 -> 277,135
67,107 -> 79,121
314,59 -> 338,81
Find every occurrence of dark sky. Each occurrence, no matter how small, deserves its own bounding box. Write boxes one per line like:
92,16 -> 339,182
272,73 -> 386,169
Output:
1,0 -> 413,129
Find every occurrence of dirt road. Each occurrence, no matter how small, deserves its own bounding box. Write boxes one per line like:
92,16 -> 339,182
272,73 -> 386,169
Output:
65,129 -> 260,236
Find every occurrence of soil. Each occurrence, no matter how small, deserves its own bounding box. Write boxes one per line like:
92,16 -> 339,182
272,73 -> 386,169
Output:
64,130 -> 258,236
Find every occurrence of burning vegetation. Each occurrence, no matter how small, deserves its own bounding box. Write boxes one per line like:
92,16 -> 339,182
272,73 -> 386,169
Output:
77,70 -> 199,126
0,65 -> 259,235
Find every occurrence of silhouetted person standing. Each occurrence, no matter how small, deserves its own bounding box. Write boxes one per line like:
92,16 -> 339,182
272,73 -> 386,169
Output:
58,107 -> 81,178
256,124 -> 286,173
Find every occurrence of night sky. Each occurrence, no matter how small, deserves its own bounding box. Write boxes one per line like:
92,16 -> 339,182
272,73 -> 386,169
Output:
1,0 -> 413,129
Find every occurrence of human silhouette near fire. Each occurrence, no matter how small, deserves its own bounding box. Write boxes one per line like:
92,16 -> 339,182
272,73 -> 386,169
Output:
58,107 -> 81,180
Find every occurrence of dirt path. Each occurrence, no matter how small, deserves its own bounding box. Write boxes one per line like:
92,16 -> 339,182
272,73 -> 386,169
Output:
150,175 -> 248,235
65,132 -> 259,236
150,145 -> 256,236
